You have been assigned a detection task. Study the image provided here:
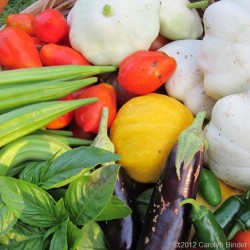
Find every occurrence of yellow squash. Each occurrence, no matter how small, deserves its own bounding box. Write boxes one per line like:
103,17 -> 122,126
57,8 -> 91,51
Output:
110,93 -> 194,183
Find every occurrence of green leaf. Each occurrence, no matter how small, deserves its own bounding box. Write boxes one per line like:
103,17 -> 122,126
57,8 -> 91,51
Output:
95,195 -> 132,221
54,198 -> 68,223
39,146 -> 120,190
136,188 -> 153,223
65,164 -> 120,225
0,176 -> 57,227
19,160 -> 50,185
0,197 -> 17,236
0,221 -> 46,249
49,220 -> 68,250
75,222 -> 108,250
67,221 -> 82,249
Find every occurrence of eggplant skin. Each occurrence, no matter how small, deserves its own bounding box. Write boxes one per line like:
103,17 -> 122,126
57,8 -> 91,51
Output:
136,145 -> 204,250
100,168 -> 143,250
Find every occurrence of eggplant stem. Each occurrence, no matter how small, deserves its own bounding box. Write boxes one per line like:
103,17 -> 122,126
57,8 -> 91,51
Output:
175,111 -> 208,180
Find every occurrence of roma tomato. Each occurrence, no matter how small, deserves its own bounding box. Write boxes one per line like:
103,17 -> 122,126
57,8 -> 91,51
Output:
0,27 -> 42,70
39,43 -> 90,66
230,230 -> 250,250
0,0 -> 9,13
6,13 -> 35,36
46,94 -> 75,130
74,83 -> 117,134
32,9 -> 69,44
117,50 -> 177,95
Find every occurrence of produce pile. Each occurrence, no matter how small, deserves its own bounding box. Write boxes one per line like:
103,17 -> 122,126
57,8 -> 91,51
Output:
0,0 -> 250,249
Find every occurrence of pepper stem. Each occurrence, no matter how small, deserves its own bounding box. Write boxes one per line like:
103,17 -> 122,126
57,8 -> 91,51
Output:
179,198 -> 201,212
102,4 -> 113,17
175,111 -> 208,180
227,222 -> 244,241
186,0 -> 209,9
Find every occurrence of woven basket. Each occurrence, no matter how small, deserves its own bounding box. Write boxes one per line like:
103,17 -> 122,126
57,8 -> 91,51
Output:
1,0 -> 76,17
21,0 -> 76,16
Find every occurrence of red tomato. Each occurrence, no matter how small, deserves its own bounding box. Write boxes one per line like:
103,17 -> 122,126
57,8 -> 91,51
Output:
46,94 -> 75,130
31,36 -> 44,47
74,83 -> 117,134
117,50 -> 177,95
39,43 -> 90,66
6,13 -> 35,36
230,230 -> 250,250
32,9 -> 69,44
0,27 -> 42,70
0,0 -> 9,13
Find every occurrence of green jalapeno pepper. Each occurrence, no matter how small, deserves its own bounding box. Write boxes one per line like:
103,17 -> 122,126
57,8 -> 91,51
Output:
198,168 -> 222,206
227,191 -> 250,240
213,192 -> 247,233
180,198 -> 229,250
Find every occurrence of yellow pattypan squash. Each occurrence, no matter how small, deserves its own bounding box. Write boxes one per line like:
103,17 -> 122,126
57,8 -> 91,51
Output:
109,93 -> 194,183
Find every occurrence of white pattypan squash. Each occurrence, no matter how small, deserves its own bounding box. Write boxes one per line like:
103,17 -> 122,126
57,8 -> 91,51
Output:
198,0 -> 250,100
203,91 -> 250,190
159,39 -> 215,119
159,0 -> 203,40
67,0 -> 161,66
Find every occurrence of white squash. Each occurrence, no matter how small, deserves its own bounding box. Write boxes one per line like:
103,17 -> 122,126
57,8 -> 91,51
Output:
67,0 -> 161,66
203,91 -> 250,190
159,0 -> 203,40
198,0 -> 250,100
159,39 -> 215,119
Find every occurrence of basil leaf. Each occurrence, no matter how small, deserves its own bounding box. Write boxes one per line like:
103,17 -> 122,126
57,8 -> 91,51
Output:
54,198 -> 68,223
76,222 -> 108,250
0,197 -> 17,236
0,221 -> 46,249
67,221 -> 82,249
39,146 -> 120,190
136,187 -> 154,223
49,220 -> 68,250
0,176 -> 57,227
19,160 -> 50,185
65,164 -> 120,225
95,195 -> 132,221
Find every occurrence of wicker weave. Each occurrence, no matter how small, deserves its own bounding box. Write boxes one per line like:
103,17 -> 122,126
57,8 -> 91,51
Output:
20,0 -> 76,16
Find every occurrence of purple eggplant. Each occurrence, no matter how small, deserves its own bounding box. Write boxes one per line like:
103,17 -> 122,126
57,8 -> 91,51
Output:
100,168 -> 143,250
136,112 -> 208,250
